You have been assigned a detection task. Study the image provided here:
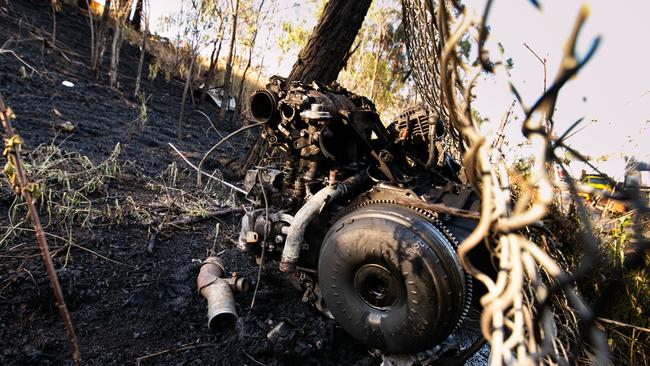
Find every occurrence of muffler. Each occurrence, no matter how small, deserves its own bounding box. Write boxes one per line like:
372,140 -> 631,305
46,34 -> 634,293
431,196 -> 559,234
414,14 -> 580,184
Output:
197,256 -> 249,331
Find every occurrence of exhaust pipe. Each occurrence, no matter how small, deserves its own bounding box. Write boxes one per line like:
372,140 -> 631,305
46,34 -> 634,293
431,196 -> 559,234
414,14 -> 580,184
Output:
197,256 -> 249,331
250,89 -> 279,125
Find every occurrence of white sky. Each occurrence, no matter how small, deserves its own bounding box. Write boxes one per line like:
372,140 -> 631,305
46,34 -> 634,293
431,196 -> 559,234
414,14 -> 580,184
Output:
465,0 -> 649,178
143,0 -> 649,178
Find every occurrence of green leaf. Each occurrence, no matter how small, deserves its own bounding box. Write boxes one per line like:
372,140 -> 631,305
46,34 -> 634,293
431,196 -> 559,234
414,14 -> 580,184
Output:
460,39 -> 471,59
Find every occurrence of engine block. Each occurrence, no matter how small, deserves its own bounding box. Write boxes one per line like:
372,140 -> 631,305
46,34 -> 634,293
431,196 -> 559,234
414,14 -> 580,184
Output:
238,77 -> 482,354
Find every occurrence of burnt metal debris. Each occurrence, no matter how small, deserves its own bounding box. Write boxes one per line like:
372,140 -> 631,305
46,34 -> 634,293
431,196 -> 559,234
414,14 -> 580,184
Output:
197,256 -> 250,331
216,77 -> 491,355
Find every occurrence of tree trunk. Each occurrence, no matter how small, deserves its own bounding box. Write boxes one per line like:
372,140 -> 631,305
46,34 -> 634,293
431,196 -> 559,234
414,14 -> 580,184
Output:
287,0 -> 372,84
134,1 -> 148,97
130,0 -> 142,30
51,0 -> 57,45
108,21 -> 123,88
84,0 -> 95,64
178,54 -> 195,138
218,0 -> 239,126
236,52 -> 252,117
199,30 -> 224,105
92,0 -> 112,79
108,0 -> 133,88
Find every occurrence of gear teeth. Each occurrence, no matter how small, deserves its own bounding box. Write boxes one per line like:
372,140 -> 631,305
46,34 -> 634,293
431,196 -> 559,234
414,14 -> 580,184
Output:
344,199 -> 474,331
430,218 -> 473,330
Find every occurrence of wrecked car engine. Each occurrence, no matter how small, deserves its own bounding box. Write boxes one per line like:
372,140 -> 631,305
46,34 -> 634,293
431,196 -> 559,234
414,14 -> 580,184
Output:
234,77 -> 482,354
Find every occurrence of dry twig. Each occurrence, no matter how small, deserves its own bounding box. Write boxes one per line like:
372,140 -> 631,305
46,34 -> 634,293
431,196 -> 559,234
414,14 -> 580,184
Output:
0,94 -> 81,365
168,143 -> 247,194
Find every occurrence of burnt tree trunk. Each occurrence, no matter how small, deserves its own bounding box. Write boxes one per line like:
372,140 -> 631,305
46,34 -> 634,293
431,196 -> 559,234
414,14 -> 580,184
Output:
108,22 -> 124,88
235,49 -> 252,118
91,0 -> 111,79
108,0 -> 133,88
218,0 -> 239,126
177,54 -> 195,138
51,0 -> 58,45
287,0 -> 372,84
134,0 -> 148,97
199,24 -> 225,105
84,0 -> 95,64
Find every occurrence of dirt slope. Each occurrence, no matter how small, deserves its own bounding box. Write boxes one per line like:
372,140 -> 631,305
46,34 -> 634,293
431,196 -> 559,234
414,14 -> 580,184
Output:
0,1 -> 372,365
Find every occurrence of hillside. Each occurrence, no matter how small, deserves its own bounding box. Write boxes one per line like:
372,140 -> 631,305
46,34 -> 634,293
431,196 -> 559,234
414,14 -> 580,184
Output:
0,1 -> 373,364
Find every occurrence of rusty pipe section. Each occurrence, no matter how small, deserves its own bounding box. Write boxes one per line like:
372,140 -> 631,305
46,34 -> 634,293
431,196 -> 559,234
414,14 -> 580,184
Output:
197,256 -> 249,331
279,173 -> 367,273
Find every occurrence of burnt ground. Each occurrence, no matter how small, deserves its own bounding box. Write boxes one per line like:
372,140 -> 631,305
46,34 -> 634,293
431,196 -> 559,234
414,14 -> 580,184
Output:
0,1 -> 487,365
0,2 -> 377,365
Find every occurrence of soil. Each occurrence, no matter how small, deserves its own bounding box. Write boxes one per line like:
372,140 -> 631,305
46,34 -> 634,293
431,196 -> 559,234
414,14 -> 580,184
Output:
0,2 -> 487,365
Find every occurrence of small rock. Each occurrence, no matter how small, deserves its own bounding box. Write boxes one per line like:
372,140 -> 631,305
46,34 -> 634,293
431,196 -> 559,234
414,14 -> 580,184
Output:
55,121 -> 75,132
267,321 -> 296,350
18,66 -> 28,79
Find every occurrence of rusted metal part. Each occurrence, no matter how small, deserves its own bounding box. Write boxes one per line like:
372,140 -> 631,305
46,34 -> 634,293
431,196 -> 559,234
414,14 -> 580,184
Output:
280,184 -> 340,273
392,104 -> 445,168
250,89 -> 280,124
197,256 -> 249,331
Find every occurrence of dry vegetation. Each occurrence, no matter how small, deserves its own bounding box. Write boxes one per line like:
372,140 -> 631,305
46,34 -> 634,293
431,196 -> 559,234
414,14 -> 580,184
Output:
401,0 -> 650,364
119,24 -> 265,122
0,141 -> 241,255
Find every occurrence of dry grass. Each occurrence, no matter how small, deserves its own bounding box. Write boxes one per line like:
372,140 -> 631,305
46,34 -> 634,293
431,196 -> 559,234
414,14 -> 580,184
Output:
0,141 -> 241,266
0,142 -> 120,232
0,142 -> 139,250
122,27 -> 265,114
544,201 -> 650,365
144,161 -> 240,224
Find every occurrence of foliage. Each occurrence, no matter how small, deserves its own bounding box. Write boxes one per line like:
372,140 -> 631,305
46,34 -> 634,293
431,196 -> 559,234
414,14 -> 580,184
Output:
337,0 -> 413,122
595,214 -> 649,365
277,20 -> 310,64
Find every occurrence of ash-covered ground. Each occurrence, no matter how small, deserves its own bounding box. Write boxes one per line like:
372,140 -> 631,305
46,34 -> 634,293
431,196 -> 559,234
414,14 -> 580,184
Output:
0,1 -> 488,365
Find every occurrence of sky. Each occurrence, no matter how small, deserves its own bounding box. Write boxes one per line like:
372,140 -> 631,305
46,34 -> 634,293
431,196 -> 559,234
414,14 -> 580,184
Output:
464,0 -> 650,179
141,0 -> 649,179
147,0 -> 319,76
